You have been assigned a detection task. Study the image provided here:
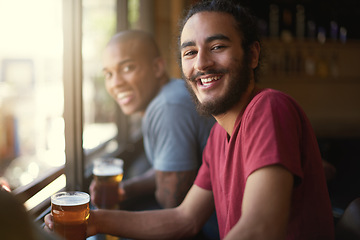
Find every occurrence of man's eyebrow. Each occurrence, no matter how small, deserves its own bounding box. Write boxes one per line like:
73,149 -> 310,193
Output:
102,59 -> 133,72
180,41 -> 195,50
180,34 -> 230,50
206,34 -> 230,43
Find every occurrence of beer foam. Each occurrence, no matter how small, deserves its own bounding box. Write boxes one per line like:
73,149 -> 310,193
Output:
51,192 -> 90,206
93,164 -> 123,176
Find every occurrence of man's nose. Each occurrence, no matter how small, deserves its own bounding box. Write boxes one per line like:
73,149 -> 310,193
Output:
194,50 -> 214,71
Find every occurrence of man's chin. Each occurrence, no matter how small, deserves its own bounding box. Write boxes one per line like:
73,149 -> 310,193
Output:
195,102 -> 221,117
120,106 -> 136,116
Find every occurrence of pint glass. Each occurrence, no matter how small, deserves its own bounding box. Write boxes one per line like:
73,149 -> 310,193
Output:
51,191 -> 90,240
93,158 -> 124,209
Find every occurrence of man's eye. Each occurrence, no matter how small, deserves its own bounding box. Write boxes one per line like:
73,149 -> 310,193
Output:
212,45 -> 226,51
104,72 -> 112,80
122,64 -> 135,73
183,50 -> 197,57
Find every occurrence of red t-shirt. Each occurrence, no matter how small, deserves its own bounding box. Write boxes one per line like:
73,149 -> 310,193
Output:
195,89 -> 334,239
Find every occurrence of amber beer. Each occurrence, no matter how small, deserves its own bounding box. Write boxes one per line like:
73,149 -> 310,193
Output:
93,158 -> 124,209
51,191 -> 90,240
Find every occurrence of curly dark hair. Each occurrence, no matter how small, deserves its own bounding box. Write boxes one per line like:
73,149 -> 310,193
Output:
178,0 -> 262,82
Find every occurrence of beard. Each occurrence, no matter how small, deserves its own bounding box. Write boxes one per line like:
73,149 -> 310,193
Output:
184,56 -> 252,117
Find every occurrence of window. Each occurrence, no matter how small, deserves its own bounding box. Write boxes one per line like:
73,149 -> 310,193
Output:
0,0 -> 150,214
0,0 -> 65,195
82,0 -> 118,163
0,0 -> 120,211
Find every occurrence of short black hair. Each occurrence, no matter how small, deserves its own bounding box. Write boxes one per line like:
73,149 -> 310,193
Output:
178,0 -> 262,81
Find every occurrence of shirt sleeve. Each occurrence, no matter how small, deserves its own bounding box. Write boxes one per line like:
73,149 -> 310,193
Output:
193,123 -> 220,191
241,91 -> 304,181
194,140 -> 212,191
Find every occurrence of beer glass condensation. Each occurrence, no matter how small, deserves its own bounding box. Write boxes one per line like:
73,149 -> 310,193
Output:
93,158 -> 124,209
51,191 -> 90,240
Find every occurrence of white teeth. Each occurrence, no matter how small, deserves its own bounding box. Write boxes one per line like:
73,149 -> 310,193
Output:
200,76 -> 220,85
117,92 -> 132,99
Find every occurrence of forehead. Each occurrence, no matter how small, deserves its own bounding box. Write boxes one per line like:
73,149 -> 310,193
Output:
181,11 -> 240,46
105,39 -> 142,59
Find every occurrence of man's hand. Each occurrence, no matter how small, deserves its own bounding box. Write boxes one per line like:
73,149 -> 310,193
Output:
44,210 -> 98,238
89,179 -> 126,208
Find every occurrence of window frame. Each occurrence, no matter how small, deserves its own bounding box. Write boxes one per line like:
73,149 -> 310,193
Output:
63,0 -> 131,192
63,0 -> 85,192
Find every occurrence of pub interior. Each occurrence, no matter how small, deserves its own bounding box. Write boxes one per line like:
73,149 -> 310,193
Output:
0,0 -> 359,239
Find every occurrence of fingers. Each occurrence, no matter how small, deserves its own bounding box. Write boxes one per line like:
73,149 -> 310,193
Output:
44,213 -> 54,231
117,181 -> 127,202
118,186 -> 127,202
89,180 -> 98,206
43,224 -> 52,234
89,179 -> 96,192
86,210 -> 98,237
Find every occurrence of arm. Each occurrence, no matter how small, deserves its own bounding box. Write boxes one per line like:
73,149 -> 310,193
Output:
121,168 -> 156,200
88,185 -> 214,239
155,169 -> 198,208
224,165 -> 294,240
144,98 -> 207,208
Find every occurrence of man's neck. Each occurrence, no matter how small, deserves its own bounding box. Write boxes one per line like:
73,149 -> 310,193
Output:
159,74 -> 170,87
214,82 -> 257,137
139,74 -> 170,117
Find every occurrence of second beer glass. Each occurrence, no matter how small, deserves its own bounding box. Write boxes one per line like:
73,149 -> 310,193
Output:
92,158 -> 124,209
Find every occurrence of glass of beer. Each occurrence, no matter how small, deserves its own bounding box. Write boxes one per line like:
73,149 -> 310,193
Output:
92,158 -> 124,209
51,191 -> 90,240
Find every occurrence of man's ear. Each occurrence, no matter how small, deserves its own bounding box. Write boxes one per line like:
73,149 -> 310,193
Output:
153,57 -> 166,78
250,41 -> 260,69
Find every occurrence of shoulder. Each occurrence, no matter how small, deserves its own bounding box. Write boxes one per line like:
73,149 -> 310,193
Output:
240,88 -> 308,141
252,88 -> 295,105
157,79 -> 190,102
143,79 -> 212,130
245,88 -> 301,118
147,79 -> 191,110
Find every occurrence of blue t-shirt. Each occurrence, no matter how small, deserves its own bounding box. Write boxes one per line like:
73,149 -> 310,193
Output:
142,79 -> 215,171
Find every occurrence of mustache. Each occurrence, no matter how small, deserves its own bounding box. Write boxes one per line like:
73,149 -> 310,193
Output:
187,69 -> 229,82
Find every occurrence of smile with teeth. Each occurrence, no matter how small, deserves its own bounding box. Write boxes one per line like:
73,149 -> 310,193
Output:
116,91 -> 133,104
117,92 -> 131,99
200,76 -> 221,86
